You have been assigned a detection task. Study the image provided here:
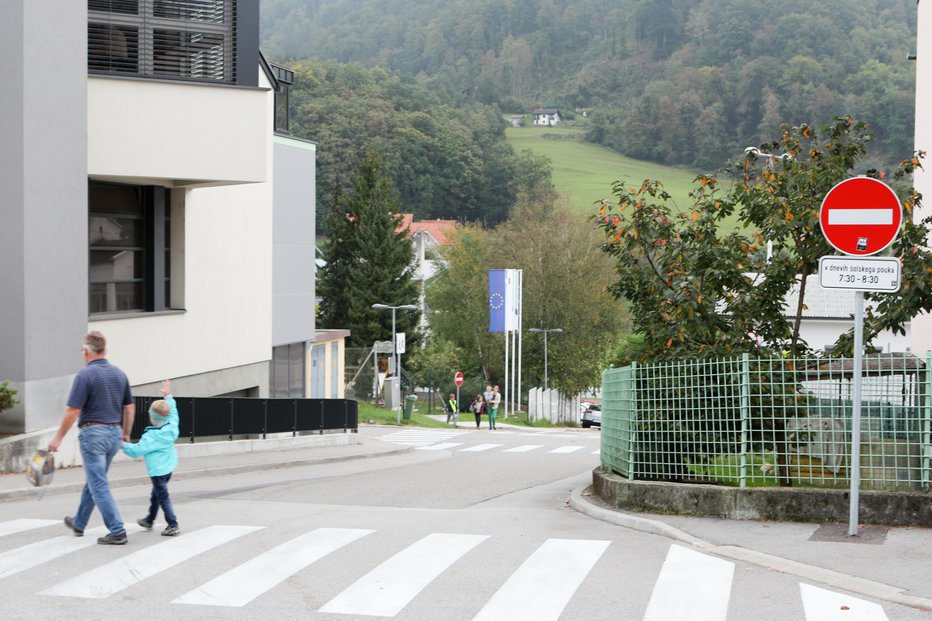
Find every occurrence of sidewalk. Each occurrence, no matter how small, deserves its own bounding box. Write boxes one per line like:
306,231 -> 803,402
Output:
570,486 -> 932,613
0,431 -> 411,503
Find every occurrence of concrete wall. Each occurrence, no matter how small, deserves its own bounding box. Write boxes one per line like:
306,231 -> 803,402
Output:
272,136 -> 317,347
88,77 -> 268,185
0,1 -> 90,433
593,468 -> 932,527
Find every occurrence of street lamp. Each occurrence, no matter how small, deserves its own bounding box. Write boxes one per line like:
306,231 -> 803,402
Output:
372,303 -> 417,422
528,328 -> 563,391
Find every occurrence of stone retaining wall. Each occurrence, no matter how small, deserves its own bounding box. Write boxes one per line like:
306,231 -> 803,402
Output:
593,467 -> 932,527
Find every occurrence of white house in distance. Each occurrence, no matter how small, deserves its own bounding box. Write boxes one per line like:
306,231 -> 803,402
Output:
785,276 -> 910,353
0,0 -> 338,435
397,215 -> 457,332
533,108 -> 562,126
912,1 -> 932,358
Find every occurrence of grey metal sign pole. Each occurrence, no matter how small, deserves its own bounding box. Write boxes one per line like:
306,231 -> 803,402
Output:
848,291 -> 864,536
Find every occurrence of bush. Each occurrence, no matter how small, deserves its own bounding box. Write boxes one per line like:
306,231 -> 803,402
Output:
0,380 -> 19,413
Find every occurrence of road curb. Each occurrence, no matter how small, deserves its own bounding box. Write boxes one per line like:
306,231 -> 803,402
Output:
569,485 -> 932,612
0,445 -> 414,503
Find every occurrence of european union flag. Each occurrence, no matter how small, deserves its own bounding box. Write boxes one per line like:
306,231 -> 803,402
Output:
489,269 -> 506,333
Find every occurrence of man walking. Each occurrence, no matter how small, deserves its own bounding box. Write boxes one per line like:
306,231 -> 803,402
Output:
48,331 -> 134,545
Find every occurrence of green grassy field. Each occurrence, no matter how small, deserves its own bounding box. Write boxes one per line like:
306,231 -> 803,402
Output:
506,125 -> 701,218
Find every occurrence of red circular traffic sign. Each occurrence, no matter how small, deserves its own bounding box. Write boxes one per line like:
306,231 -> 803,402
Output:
454,372 -> 464,386
819,177 -> 902,256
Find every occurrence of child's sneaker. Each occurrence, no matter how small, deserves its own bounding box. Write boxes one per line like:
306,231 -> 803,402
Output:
137,518 -> 153,530
161,525 -> 180,537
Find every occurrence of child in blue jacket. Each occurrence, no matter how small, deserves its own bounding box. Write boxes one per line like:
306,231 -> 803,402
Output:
123,379 -> 180,536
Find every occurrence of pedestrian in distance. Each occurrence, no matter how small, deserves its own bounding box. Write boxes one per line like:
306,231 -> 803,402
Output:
483,384 -> 494,406
489,385 -> 502,430
445,393 -> 459,427
123,379 -> 181,537
48,331 -> 134,545
469,394 -> 485,429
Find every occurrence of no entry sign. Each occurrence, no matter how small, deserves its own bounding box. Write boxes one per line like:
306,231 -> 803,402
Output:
819,177 -> 902,256
454,372 -> 464,386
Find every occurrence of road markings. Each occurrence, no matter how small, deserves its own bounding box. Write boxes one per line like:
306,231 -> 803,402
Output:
548,446 -> 584,454
503,445 -> 543,453
319,533 -> 488,616
460,444 -> 504,452
174,527 -> 374,607
375,429 -> 464,447
415,442 -> 464,451
643,544 -> 734,621
40,525 -> 262,599
0,525 -> 142,580
473,538 -> 610,621
0,518 -> 59,538
800,583 -> 889,620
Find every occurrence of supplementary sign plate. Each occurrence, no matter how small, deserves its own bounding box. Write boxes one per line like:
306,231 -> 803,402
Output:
818,256 -> 901,292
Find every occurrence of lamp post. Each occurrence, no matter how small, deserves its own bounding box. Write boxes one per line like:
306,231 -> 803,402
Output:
528,328 -> 562,391
372,303 -> 417,422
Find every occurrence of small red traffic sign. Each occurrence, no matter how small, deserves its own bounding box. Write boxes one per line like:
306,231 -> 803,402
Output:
453,372 -> 464,386
819,177 -> 902,256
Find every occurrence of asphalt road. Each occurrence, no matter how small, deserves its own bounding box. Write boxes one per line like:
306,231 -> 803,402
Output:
0,425 -> 923,619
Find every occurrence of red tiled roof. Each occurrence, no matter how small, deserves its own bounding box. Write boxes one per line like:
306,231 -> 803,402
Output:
397,214 -> 456,246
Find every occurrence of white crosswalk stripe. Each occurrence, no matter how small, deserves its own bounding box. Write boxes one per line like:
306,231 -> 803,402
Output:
473,538 -> 610,621
319,533 -> 488,616
503,444 -> 543,453
0,519 -> 58,538
548,445 -> 584,454
40,525 -> 262,599
174,527 -> 374,607
0,524 -> 144,580
376,429 -> 463,447
800,583 -> 890,620
460,443 -> 503,452
643,544 -> 734,621
415,442 -> 464,451
0,519 -> 894,619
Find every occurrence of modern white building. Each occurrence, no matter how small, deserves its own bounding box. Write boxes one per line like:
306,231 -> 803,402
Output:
912,0 -> 932,357
0,1 -> 330,434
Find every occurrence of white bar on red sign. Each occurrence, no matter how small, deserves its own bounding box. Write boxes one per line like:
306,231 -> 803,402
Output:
827,209 -> 894,225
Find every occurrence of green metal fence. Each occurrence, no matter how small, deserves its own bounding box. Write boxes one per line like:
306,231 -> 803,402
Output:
601,353 -> 931,491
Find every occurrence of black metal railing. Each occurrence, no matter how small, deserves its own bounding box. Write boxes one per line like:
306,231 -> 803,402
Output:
130,396 -> 358,441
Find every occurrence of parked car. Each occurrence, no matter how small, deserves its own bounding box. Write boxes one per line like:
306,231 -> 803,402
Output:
581,403 -> 601,428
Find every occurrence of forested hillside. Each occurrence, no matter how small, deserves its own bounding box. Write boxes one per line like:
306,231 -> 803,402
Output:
261,0 -> 916,171
287,59 -> 551,229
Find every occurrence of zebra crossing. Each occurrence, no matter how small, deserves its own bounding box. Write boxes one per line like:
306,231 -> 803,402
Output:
376,428 -> 600,455
0,518 -> 891,619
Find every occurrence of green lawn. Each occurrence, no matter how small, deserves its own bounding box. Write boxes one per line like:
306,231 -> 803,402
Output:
357,400 -> 576,429
506,126 -> 746,232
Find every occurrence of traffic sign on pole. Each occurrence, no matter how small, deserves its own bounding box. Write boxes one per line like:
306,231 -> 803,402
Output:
819,176 -> 902,256
818,177 -> 904,537
453,372 -> 464,386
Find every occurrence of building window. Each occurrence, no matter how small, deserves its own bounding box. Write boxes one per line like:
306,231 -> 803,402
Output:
89,181 -> 171,314
274,83 -> 290,133
271,343 -> 306,398
270,62 -> 294,133
88,0 -> 236,83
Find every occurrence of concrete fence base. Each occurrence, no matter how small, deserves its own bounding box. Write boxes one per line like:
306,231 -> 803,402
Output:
0,427 -> 358,474
593,467 -> 932,527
